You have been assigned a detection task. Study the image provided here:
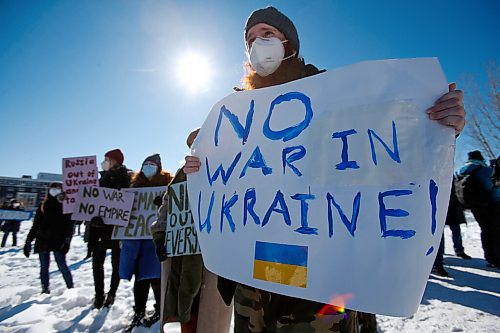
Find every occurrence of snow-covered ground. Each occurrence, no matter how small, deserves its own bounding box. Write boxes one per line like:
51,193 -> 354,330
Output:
0,212 -> 499,332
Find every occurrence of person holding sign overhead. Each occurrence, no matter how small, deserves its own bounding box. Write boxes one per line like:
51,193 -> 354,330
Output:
24,182 -> 74,294
120,154 -> 173,331
89,148 -> 131,309
183,6 -> 466,333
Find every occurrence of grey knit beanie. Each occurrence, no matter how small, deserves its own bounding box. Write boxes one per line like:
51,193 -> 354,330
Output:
143,153 -> 162,170
245,6 -> 299,55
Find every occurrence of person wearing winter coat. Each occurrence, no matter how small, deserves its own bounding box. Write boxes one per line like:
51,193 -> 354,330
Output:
90,148 -> 131,308
183,6 -> 466,333
432,178 -> 471,277
492,156 -> 500,188
23,182 -> 74,294
457,150 -> 500,268
120,153 -> 173,331
446,178 -> 471,259
152,128 -> 204,333
1,199 -> 23,247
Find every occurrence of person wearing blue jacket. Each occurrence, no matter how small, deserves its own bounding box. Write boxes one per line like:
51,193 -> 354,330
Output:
458,150 -> 500,267
120,154 -> 173,331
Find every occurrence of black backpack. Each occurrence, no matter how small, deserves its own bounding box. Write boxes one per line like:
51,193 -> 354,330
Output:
454,168 -> 490,208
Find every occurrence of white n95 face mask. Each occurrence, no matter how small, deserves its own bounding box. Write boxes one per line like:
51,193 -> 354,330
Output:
49,188 -> 62,197
101,160 -> 110,171
248,37 -> 294,77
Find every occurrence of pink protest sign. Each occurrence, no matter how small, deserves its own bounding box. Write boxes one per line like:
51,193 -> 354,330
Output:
62,156 -> 99,214
72,186 -> 135,226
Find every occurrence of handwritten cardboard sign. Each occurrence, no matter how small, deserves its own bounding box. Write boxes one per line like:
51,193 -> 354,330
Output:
165,181 -> 201,257
62,156 -> 99,214
187,58 -> 455,316
72,186 -> 135,226
112,186 -> 166,240
0,210 -> 32,221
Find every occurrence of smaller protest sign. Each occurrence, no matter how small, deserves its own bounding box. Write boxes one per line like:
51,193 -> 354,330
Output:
62,156 -> 99,214
166,181 -> 201,257
112,186 -> 167,240
72,186 -> 135,226
0,210 -> 32,221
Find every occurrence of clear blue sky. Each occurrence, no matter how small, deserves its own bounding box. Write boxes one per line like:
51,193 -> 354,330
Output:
1,0 -> 498,177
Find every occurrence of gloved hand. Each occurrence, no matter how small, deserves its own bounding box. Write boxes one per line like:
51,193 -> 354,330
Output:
23,242 -> 32,258
156,245 -> 168,262
89,216 -> 105,228
59,238 -> 71,254
153,195 -> 163,207
56,192 -> 66,203
153,236 -> 168,262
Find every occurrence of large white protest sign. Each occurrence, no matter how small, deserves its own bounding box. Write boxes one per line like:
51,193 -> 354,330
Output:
112,186 -> 166,240
72,186 -> 135,226
187,58 -> 455,316
62,156 -> 99,214
165,181 -> 201,257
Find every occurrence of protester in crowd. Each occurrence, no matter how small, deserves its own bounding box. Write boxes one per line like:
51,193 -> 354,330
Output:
492,155 -> 500,187
1,199 -> 23,247
152,128 -> 203,333
432,178 -> 471,277
457,150 -> 499,268
74,220 -> 83,236
183,6 -> 466,332
0,201 -> 7,231
121,154 -> 173,331
492,156 -> 500,265
432,235 -> 448,277
23,182 -> 74,294
446,178 -> 471,259
89,148 -> 131,308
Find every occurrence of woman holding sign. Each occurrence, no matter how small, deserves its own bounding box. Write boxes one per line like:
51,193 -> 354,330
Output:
24,182 -> 74,294
183,6 -> 466,333
120,153 -> 172,331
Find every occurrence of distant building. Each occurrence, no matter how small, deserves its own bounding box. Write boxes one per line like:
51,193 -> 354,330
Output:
0,173 -> 62,211
37,173 -> 62,182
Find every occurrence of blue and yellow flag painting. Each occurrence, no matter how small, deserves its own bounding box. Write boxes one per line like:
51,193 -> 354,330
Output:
253,241 -> 308,288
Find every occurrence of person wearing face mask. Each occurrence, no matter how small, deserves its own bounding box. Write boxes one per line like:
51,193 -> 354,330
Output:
120,154 -> 173,331
1,199 -> 24,247
182,6 -> 467,333
23,183 -> 74,294
89,148 -> 131,309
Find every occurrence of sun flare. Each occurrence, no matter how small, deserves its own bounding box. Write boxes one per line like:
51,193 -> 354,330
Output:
176,53 -> 211,92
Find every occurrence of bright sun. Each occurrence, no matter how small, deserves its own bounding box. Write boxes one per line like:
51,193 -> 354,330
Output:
176,53 -> 211,92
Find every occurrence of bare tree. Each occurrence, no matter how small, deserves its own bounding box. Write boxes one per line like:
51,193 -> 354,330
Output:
460,60 -> 499,159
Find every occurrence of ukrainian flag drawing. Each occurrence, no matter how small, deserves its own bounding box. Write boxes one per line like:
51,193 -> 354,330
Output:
253,241 -> 308,288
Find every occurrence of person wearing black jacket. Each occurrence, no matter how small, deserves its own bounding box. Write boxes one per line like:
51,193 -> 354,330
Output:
90,148 -> 131,309
1,199 -> 23,247
24,182 -> 74,294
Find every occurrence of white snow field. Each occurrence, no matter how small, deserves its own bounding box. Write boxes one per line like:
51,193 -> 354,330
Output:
0,211 -> 499,332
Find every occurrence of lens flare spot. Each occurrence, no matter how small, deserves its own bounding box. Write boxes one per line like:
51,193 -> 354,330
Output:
318,293 -> 354,315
